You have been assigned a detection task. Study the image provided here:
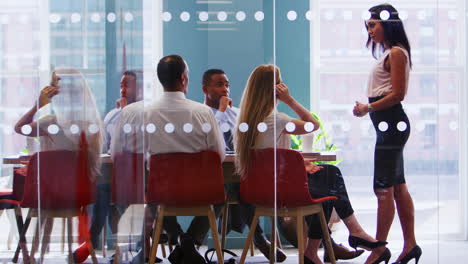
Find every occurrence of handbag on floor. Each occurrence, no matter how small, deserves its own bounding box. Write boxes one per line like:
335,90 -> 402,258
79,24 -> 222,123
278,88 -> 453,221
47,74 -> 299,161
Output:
204,248 -> 237,264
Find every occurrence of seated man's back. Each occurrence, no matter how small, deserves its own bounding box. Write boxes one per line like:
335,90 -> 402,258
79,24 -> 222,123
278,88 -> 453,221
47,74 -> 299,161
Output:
144,91 -> 224,158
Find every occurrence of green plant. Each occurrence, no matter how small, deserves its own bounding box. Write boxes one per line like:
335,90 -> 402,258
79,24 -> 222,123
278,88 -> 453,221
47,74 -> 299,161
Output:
290,112 -> 343,165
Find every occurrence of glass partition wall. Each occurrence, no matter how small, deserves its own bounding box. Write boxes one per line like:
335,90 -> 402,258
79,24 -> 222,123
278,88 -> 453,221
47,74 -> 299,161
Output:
0,0 -> 466,263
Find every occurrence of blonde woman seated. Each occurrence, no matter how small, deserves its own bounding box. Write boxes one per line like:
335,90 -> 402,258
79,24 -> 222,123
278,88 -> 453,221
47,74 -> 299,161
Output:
15,69 -> 103,176
234,65 -> 385,264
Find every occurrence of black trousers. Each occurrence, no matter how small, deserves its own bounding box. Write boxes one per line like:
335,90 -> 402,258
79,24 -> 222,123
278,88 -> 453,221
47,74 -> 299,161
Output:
305,164 -> 354,239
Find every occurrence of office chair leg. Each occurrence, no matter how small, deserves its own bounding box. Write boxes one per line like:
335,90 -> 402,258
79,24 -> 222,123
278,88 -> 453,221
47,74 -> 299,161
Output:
12,207 -> 29,263
30,216 -> 45,263
319,208 -> 336,264
40,218 -> 54,263
149,206 -> 164,264
67,217 -> 73,264
208,206 -> 224,264
160,242 -> 167,258
239,214 -> 260,264
61,218 -> 65,254
221,204 -> 229,250
269,217 -> 275,264
296,214 -> 305,264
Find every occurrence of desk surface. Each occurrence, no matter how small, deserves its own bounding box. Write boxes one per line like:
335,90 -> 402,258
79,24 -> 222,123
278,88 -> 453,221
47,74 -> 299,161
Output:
3,151 -> 336,165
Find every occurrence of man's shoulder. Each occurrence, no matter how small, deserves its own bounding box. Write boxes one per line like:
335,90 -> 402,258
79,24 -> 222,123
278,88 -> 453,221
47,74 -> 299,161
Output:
104,108 -> 121,123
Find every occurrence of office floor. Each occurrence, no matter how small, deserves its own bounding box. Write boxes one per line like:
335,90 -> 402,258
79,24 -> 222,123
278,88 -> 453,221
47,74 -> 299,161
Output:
0,239 -> 467,263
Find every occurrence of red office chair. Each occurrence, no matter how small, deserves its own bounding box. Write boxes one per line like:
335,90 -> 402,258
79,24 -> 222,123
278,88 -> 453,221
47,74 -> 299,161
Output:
146,150 -> 226,264
20,150 -> 98,264
239,148 -> 338,264
111,152 -> 170,259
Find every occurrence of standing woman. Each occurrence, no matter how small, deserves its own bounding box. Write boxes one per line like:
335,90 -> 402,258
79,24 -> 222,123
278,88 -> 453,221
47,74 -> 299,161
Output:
353,4 -> 421,264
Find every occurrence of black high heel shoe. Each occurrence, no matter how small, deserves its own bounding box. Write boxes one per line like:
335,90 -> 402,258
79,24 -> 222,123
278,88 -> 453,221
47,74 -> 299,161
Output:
348,236 -> 387,250
304,255 -> 315,264
372,248 -> 391,264
391,245 -> 422,264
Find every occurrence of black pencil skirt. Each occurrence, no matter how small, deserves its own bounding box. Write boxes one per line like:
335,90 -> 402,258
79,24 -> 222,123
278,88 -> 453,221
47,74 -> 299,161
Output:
369,96 -> 410,189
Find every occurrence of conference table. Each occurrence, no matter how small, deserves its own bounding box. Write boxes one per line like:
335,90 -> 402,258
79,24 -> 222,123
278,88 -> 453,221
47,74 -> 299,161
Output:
3,151 -> 337,184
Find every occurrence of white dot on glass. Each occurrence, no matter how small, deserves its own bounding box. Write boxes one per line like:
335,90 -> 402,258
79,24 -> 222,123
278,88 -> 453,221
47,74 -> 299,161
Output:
123,123 -> 132,133
239,123 -> 249,132
91,13 -> 101,23
107,12 -> 116,22
397,121 -> 407,132
202,123 -> 212,133
0,15 -> 9,25
217,11 -> 227,21
378,122 -> 388,132
3,125 -> 13,135
71,13 -> 81,23
449,121 -> 458,131
183,123 -> 193,133
285,122 -> 296,132
361,10 -> 371,20
70,124 -> 79,134
146,123 -> 156,133
180,11 -> 190,22
199,11 -> 209,21
165,123 -> 175,133
399,10 -> 408,21
257,122 -> 267,133
48,124 -> 59,134
380,10 -> 390,20
49,13 -> 61,23
236,11 -> 246,21
304,122 -> 314,133
254,11 -> 264,21
88,124 -> 99,134
305,10 -> 312,20
21,125 -> 32,135
220,123 -> 230,133
162,12 -> 172,22
287,10 -> 297,21
124,12 -> 134,22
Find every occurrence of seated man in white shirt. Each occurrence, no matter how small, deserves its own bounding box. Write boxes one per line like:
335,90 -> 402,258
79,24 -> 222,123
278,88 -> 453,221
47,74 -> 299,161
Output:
142,55 -> 225,263
202,68 -> 287,262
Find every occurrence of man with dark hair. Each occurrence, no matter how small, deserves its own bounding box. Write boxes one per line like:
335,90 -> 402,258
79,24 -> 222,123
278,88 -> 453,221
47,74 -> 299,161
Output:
73,70 -> 146,263
139,55 -> 225,263
202,68 -> 287,262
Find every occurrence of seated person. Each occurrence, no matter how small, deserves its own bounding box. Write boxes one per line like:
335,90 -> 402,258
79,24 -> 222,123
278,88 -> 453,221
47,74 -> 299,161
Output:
140,55 -> 225,263
73,70 -> 145,263
15,69 -> 103,260
234,65 -> 386,264
202,68 -> 286,262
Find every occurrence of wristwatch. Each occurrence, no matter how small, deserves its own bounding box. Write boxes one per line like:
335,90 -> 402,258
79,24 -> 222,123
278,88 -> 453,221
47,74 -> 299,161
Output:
367,103 -> 374,113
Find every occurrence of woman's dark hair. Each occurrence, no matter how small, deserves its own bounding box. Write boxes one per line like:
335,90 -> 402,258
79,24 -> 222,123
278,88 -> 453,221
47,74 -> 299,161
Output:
366,4 -> 412,68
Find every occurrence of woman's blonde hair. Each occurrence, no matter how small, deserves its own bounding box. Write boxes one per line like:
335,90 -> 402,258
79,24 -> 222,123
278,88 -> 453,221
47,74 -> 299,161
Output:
234,64 -> 281,176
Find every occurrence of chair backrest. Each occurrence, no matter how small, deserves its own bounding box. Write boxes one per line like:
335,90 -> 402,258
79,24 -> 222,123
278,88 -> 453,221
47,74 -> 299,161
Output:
21,150 -> 96,210
147,150 -> 225,207
112,152 -> 145,205
240,148 -> 315,208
